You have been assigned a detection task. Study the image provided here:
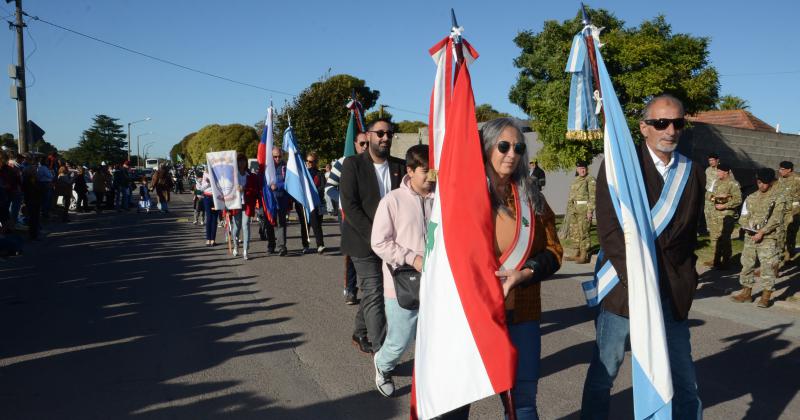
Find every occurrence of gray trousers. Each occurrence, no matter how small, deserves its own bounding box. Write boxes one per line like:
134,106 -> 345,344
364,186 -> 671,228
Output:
352,254 -> 386,351
265,208 -> 287,251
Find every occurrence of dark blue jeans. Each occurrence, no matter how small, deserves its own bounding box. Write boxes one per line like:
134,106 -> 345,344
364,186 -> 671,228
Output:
580,302 -> 702,420
203,196 -> 218,241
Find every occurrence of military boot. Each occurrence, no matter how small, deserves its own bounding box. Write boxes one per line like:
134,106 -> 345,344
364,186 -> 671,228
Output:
757,290 -> 773,308
730,287 -> 753,303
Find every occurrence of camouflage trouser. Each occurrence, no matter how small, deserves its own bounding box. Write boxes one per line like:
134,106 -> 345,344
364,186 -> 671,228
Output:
785,209 -> 800,256
739,238 -> 781,291
708,214 -> 735,263
703,201 -> 715,233
569,204 -> 591,254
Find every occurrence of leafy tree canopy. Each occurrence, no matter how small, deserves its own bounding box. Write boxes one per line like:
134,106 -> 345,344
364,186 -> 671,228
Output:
170,131 -> 197,164
396,120 -> 428,133
716,94 -> 749,110
475,104 -> 513,122
275,74 -> 380,160
63,114 -> 128,166
509,8 -> 719,169
185,124 -> 258,165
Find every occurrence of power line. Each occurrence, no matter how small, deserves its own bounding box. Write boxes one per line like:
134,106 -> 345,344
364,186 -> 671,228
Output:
23,11 -> 298,97
21,11 -> 431,118
384,105 -> 428,118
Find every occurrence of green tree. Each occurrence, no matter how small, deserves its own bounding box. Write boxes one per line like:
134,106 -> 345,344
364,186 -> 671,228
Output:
32,139 -> 58,155
475,104 -> 513,122
510,9 -> 719,169
64,115 -> 128,166
185,124 -> 258,164
716,95 -> 749,110
396,120 -> 428,133
275,74 -> 380,160
170,132 -> 197,164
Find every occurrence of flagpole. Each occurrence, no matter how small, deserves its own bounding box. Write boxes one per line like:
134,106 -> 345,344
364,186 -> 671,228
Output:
581,3 -> 603,115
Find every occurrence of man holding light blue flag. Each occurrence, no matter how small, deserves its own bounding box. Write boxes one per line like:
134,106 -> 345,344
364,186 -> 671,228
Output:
570,7 -> 705,420
282,125 -> 323,254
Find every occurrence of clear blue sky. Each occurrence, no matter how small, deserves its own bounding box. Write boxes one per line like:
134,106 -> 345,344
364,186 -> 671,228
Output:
1,0 -> 798,160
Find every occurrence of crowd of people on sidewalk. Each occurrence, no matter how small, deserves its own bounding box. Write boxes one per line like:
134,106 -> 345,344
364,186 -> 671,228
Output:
0,148 -> 182,257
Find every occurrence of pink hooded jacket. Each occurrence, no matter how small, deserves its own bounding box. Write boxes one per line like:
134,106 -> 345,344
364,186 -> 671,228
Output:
370,174 -> 434,299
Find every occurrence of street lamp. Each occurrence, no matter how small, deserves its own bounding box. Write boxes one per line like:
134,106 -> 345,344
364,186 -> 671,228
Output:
143,141 -> 157,161
127,117 -> 151,162
136,132 -> 153,168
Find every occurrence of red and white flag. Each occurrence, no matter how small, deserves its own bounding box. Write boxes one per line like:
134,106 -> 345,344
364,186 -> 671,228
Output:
412,38 -> 516,419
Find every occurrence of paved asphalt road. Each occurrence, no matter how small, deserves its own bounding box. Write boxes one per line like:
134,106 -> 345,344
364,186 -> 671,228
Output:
1,194 -> 799,419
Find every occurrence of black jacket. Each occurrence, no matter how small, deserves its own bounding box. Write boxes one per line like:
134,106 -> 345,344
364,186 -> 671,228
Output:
339,151 -> 405,257
596,143 -> 705,321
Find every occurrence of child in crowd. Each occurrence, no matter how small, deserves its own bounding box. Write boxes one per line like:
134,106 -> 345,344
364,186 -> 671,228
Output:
369,145 -> 435,398
137,176 -> 151,213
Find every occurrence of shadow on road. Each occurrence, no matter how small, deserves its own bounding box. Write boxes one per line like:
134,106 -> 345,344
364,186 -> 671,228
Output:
0,199 -> 402,419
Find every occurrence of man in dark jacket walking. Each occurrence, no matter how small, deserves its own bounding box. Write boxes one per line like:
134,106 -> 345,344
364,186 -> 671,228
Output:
580,95 -> 705,420
340,119 -> 405,354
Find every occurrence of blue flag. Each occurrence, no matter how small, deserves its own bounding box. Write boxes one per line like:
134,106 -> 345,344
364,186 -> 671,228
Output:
590,33 -> 674,420
282,127 -> 320,221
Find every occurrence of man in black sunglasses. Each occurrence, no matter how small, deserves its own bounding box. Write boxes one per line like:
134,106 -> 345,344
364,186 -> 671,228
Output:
340,118 -> 405,355
582,94 -> 705,419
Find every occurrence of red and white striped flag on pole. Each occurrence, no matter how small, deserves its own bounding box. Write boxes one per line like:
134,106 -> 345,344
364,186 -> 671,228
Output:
412,30 -> 516,420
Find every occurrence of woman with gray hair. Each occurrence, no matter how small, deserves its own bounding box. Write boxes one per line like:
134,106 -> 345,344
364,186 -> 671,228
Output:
446,118 -> 562,419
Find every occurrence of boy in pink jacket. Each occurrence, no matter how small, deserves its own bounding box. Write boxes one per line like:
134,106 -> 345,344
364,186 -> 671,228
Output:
370,145 -> 434,397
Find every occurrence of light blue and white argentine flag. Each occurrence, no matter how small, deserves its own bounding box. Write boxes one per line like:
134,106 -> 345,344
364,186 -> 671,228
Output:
593,44 -> 674,419
282,126 -> 320,221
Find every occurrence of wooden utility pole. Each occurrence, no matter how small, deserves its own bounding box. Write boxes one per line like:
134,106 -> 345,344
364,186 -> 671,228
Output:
10,0 -> 28,153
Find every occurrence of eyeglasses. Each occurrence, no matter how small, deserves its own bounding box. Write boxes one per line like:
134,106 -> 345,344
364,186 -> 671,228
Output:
497,140 -> 526,155
369,130 -> 394,139
643,118 -> 686,131
306,160 -> 316,164
357,141 -> 367,147
272,155 -> 281,159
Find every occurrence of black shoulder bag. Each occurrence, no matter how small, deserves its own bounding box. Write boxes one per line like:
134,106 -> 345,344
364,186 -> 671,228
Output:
387,196 -> 428,310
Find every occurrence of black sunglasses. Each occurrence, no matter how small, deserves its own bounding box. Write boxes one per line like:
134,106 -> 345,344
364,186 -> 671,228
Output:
306,160 -> 316,164
497,140 -> 526,155
643,118 -> 686,131
369,130 -> 394,139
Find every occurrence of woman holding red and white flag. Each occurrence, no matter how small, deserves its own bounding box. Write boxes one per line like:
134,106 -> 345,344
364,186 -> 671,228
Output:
480,118 -> 563,419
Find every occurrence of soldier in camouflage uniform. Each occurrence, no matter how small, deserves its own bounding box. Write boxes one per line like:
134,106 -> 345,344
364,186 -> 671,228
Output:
564,161 -> 595,264
776,161 -> 800,262
731,168 -> 787,308
703,163 -> 741,269
703,153 -> 720,235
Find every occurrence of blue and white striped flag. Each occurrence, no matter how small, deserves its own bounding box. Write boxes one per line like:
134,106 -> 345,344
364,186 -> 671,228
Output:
593,39 -> 674,419
565,29 -> 601,141
282,126 -> 320,221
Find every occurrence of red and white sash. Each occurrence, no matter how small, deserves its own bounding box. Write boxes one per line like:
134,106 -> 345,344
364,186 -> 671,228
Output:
498,183 -> 535,271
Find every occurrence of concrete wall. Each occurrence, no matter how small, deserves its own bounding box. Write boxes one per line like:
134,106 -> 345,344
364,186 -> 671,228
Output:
680,123 -> 800,193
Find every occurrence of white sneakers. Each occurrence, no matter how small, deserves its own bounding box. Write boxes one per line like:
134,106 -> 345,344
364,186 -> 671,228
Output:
373,354 -> 394,397
232,248 -> 238,257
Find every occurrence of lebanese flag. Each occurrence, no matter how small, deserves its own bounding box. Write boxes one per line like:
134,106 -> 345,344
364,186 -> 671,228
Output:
411,53 -> 516,419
